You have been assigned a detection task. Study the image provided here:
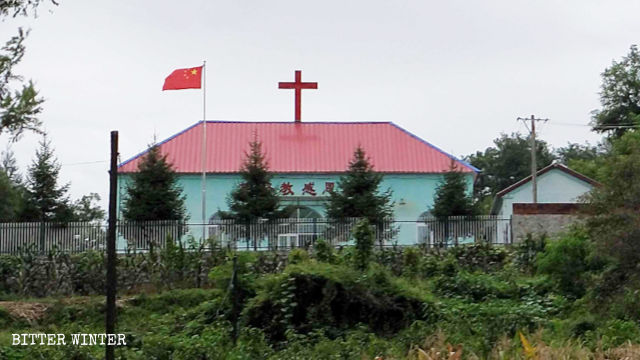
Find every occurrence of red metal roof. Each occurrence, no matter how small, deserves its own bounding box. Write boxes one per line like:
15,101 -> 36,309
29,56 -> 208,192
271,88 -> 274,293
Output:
118,121 -> 478,174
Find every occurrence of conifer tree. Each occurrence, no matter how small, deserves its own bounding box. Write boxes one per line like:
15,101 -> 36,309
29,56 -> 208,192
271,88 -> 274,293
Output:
225,137 -> 291,222
0,169 -> 21,221
431,160 -> 476,219
122,145 -> 187,222
0,146 -> 24,221
1,146 -> 22,185
325,146 -> 393,227
20,135 -> 73,222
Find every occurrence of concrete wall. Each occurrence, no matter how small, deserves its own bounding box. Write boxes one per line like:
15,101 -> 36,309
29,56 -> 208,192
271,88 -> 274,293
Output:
117,172 -> 475,245
512,214 -> 583,241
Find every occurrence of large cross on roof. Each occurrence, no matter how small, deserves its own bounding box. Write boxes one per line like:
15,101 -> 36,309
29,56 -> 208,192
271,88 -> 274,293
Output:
278,70 -> 317,122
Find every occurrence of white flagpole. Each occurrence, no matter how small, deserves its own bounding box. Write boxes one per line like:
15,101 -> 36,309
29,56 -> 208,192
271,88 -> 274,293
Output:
201,61 -> 207,241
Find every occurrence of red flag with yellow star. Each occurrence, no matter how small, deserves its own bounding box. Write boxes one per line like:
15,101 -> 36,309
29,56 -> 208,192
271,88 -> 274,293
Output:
162,66 -> 203,90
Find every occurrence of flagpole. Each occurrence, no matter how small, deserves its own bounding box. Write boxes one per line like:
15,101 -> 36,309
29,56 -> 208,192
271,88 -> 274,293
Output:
201,61 -> 207,241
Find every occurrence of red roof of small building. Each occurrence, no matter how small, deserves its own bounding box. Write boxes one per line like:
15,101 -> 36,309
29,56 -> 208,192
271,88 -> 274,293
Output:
118,121 -> 478,174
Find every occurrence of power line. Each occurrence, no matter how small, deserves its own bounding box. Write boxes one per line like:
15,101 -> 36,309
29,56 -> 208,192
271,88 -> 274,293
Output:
547,122 -> 640,128
61,160 -> 109,167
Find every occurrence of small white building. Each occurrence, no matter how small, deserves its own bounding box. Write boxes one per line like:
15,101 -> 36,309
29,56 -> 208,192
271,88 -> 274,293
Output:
490,163 -> 599,218
490,163 -> 600,241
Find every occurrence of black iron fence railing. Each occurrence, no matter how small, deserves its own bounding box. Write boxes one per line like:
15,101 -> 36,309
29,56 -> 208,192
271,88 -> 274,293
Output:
0,216 -> 511,254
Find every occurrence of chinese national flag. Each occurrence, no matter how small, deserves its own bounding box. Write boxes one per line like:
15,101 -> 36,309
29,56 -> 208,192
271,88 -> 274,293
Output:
162,66 -> 203,90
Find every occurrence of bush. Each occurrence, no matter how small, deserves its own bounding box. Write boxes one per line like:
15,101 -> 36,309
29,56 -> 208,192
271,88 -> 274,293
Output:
353,219 -> 375,271
447,242 -> 508,273
514,233 -> 547,274
243,262 -> 437,344
313,239 -> 334,263
537,228 -> 594,298
288,248 -> 309,265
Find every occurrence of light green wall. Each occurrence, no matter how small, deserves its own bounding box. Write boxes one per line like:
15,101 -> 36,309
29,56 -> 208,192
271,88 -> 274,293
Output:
497,168 -> 595,218
117,172 -> 475,245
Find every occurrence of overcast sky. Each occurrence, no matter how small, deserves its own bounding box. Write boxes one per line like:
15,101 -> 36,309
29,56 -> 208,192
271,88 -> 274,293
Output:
2,0 -> 639,211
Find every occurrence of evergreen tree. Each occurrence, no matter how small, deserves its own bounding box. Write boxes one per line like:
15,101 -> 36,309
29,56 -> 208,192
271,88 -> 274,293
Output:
325,146 -> 393,227
122,145 -> 187,221
1,146 -> 22,184
225,137 -> 291,222
431,161 -> 476,219
20,135 -> 72,222
0,169 -> 22,221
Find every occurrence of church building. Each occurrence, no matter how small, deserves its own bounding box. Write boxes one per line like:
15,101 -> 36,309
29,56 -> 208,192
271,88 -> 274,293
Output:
117,120 -> 478,246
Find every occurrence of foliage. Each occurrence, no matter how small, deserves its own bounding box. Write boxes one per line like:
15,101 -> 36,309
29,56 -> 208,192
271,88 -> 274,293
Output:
0,0 -> 58,140
465,133 -> 554,213
592,45 -> 640,137
19,135 -> 73,222
353,218 -> 375,271
122,144 -> 187,222
71,192 -> 105,222
325,146 -> 393,229
583,131 -> 640,285
0,168 -> 22,221
431,160 -> 476,219
244,261 -> 437,345
447,242 -> 508,273
0,145 -> 21,184
0,238 -> 228,298
4,243 -> 640,359
536,228 -> 595,298
224,136 -> 292,222
287,248 -> 309,265
313,238 -> 334,263
513,233 -> 547,275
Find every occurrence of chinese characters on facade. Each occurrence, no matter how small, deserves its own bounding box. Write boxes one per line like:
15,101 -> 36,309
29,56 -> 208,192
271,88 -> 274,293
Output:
277,181 -> 335,196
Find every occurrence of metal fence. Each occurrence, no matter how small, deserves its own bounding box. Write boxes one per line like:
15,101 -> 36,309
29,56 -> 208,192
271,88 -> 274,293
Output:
0,216 -> 511,254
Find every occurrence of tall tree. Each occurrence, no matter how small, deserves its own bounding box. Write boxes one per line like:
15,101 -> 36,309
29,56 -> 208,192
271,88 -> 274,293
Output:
592,45 -> 640,138
0,1 -> 55,140
20,135 -> 72,222
466,132 -> 554,213
122,145 -> 187,221
584,131 -> 640,288
225,137 -> 291,222
555,141 -> 609,182
431,161 -> 476,219
325,146 -> 393,227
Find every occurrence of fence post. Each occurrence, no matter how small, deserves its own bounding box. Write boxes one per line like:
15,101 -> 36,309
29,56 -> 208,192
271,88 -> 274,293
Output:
39,222 -> 45,254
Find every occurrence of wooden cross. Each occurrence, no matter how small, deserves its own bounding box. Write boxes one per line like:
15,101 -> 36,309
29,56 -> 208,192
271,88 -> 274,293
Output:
278,70 -> 317,122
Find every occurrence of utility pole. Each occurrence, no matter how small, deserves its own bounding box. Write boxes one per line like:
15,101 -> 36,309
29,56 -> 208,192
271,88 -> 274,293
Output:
106,131 -> 118,360
517,115 -> 548,203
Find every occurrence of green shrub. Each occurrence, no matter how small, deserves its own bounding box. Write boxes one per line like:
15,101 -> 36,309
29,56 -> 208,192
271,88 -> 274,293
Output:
353,219 -> 375,271
434,271 -> 516,301
597,319 -> 640,348
537,228 -> 593,298
288,248 -> 309,265
243,262 -> 437,344
313,239 -> 334,263
402,247 -> 422,278
514,233 -> 547,274
447,242 -> 508,273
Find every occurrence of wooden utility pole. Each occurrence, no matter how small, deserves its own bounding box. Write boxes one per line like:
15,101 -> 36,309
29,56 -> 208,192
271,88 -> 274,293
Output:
517,115 -> 548,203
106,131 -> 118,360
